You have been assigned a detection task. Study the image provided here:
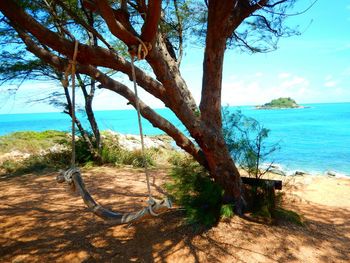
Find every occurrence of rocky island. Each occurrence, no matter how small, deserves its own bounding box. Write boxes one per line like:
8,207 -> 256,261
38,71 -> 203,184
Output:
256,97 -> 305,110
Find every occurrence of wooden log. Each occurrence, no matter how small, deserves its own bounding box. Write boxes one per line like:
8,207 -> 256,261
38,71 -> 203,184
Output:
241,177 -> 282,190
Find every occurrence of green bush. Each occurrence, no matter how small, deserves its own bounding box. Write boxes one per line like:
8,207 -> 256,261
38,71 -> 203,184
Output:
168,151 -> 186,166
0,130 -> 68,155
222,107 -> 301,223
100,143 -> 155,168
222,107 -> 280,179
123,150 -> 155,168
74,139 -> 95,164
166,157 -> 234,227
0,130 -> 158,176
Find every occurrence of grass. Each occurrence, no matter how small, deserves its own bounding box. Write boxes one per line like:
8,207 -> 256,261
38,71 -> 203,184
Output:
0,130 -> 168,176
273,207 -> 304,226
0,130 -> 68,155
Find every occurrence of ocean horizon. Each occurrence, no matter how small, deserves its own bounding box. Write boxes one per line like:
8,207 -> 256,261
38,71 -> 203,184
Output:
1,102 -> 349,176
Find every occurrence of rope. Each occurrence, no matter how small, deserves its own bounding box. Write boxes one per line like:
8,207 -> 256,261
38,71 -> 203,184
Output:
129,37 -> 150,60
58,39 -> 169,220
129,41 -> 158,216
70,40 -> 79,168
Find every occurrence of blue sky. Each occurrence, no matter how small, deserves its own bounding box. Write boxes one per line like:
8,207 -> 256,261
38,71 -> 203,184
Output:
0,0 -> 349,114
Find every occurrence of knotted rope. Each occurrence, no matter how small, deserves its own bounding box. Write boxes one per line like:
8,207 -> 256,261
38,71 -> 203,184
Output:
56,38 -> 172,223
129,39 -> 160,216
129,37 -> 151,60
63,40 -> 79,168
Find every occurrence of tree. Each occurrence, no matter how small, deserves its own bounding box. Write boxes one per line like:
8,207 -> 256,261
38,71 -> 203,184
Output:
0,0 -> 301,213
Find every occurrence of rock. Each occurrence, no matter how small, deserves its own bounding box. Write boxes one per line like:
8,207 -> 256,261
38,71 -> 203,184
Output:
105,131 -> 172,151
326,171 -> 337,177
294,171 -> 308,176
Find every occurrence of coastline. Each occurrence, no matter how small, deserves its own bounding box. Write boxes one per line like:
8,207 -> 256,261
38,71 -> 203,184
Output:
1,129 -> 349,178
257,163 -> 350,179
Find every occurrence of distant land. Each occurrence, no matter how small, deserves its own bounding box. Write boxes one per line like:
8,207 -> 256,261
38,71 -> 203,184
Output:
255,97 -> 306,110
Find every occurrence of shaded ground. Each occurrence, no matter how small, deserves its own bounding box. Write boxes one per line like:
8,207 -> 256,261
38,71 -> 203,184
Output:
1,167 -> 349,262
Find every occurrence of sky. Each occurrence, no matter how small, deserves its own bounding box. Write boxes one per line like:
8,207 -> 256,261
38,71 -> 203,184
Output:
0,0 -> 349,114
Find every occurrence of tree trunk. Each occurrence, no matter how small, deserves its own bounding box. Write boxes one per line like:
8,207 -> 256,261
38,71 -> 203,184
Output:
76,73 -> 101,158
198,132 -> 244,213
196,0 -> 243,212
86,14 -> 101,154
62,85 -> 95,154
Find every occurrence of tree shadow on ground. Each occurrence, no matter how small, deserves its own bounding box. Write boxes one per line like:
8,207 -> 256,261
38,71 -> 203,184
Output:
0,167 -> 349,262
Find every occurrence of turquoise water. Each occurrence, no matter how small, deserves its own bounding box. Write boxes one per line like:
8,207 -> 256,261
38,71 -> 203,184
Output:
0,103 -> 349,175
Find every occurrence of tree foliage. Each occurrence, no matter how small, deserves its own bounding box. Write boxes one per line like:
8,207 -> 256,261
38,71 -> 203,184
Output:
222,107 -> 280,178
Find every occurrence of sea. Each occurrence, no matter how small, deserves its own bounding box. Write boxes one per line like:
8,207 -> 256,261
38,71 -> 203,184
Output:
0,102 -> 349,176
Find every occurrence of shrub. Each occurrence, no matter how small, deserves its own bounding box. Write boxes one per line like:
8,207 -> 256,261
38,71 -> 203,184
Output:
222,107 -> 280,179
0,130 -> 68,155
74,139 -> 95,164
166,157 -> 234,227
222,108 -> 302,224
123,150 -> 155,168
100,142 -> 155,168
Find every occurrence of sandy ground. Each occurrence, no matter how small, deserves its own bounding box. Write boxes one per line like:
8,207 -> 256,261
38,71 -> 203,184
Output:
0,167 -> 349,263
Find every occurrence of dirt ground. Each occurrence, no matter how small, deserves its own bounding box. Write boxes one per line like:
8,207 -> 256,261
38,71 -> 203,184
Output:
0,166 -> 349,263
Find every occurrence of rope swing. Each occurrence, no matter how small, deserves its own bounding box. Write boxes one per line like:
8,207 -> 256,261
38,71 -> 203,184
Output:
57,40 -> 171,224
129,40 -> 159,216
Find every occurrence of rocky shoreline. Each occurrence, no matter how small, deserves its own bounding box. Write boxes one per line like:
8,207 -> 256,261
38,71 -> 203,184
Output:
262,164 -> 350,178
254,105 -> 309,110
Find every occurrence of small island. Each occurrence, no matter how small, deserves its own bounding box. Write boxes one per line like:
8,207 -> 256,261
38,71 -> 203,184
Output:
255,97 -> 305,110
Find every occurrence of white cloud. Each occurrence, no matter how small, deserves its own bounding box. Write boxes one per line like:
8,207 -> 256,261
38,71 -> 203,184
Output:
280,76 -> 309,89
93,85 -> 165,111
278,72 -> 291,79
324,75 -> 333,81
342,67 -> 350,76
324,81 -> 337,88
221,72 -> 315,106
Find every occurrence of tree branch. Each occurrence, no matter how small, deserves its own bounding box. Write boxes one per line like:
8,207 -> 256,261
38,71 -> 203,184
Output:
15,26 -> 206,166
140,0 -> 162,44
0,0 -> 166,104
264,0 -> 289,8
95,0 -> 138,46
146,34 -> 200,137
53,0 -> 114,51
